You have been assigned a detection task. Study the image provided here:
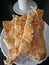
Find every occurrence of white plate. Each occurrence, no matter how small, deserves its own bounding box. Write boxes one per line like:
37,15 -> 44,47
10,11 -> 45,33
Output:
0,22 -> 49,65
13,1 -> 37,15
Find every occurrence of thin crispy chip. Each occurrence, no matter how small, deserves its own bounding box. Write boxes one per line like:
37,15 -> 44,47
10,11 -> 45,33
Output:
3,21 -> 12,34
3,6 -> 46,65
37,9 -> 44,18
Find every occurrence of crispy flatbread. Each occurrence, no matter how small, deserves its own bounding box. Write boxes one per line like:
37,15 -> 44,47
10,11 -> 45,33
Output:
3,7 -> 46,65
